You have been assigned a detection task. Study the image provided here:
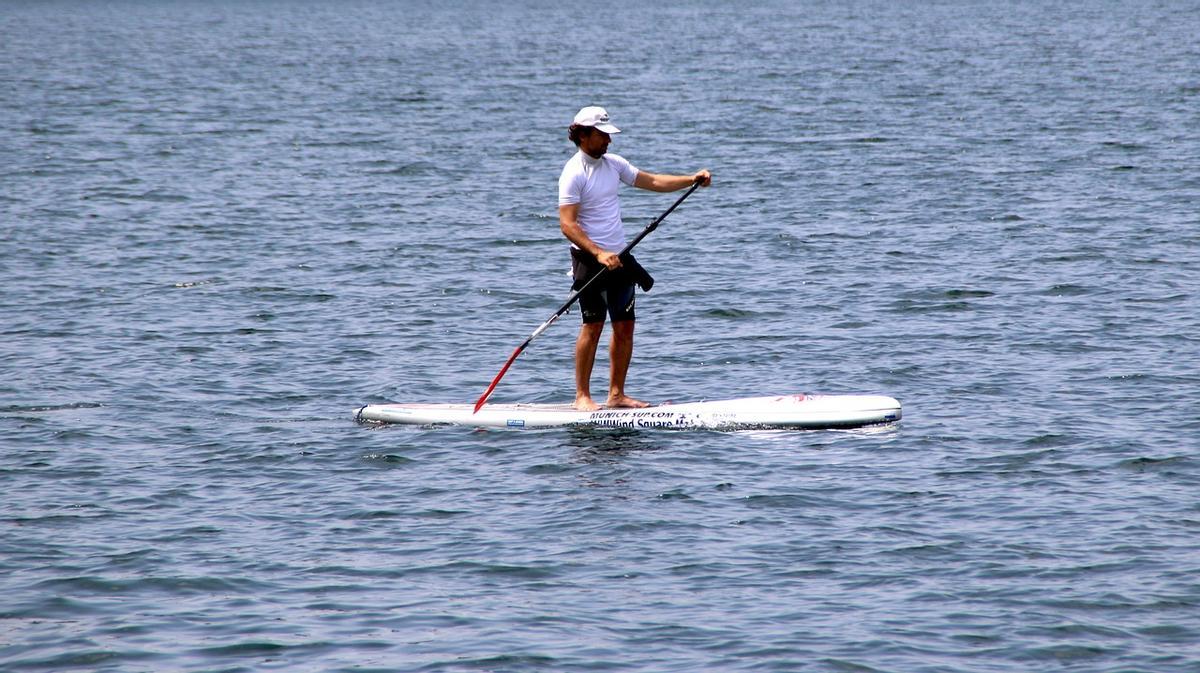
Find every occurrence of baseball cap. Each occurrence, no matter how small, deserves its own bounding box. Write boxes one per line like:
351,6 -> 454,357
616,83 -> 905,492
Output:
572,106 -> 620,134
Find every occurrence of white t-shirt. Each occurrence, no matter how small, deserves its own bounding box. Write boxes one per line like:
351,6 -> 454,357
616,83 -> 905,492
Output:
558,151 -> 640,251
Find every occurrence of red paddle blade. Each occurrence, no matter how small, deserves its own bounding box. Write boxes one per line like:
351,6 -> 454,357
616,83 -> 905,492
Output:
473,345 -> 523,413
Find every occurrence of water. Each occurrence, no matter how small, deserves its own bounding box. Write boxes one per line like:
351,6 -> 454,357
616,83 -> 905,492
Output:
3,0 -> 1199,670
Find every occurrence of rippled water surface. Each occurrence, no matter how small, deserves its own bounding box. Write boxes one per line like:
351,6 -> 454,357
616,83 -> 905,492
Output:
3,1 -> 1199,671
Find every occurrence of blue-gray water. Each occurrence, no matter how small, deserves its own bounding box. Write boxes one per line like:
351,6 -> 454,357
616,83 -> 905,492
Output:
3,1 -> 1199,671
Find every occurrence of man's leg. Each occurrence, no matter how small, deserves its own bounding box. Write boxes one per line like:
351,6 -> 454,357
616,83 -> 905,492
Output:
607,319 -> 649,408
573,321 -> 605,411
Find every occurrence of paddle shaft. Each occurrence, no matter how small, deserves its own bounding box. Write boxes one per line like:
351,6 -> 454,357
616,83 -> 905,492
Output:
473,180 -> 703,413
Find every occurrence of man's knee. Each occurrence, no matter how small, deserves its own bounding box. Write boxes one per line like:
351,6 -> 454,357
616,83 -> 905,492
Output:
579,322 -> 605,342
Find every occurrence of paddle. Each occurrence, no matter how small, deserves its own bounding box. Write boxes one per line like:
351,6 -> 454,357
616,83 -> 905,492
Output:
473,179 -> 704,413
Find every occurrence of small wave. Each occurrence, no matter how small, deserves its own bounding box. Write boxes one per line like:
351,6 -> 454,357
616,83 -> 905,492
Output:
33,574 -> 270,596
1117,456 -> 1194,472
1,648 -> 162,670
362,453 -> 417,464
192,641 -> 290,656
0,402 -> 103,413
943,289 -> 995,299
889,299 -> 973,314
1035,284 -> 1093,297
368,161 -> 442,176
1022,433 -> 1080,449
1100,141 -> 1147,151
704,308 -> 757,319
171,279 -> 218,289
427,654 -> 560,670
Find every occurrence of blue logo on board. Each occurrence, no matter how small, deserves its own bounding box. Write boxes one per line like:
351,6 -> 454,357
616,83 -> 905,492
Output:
507,419 -> 525,427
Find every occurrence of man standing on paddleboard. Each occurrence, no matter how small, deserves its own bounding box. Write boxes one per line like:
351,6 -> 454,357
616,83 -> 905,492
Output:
558,106 -> 711,411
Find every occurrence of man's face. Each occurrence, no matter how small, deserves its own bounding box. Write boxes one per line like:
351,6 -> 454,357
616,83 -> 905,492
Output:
579,128 -> 611,159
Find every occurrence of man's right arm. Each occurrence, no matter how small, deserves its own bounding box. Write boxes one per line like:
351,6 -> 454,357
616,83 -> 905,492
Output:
559,203 -> 621,270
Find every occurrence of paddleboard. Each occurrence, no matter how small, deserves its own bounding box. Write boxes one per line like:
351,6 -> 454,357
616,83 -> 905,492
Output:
354,393 -> 901,431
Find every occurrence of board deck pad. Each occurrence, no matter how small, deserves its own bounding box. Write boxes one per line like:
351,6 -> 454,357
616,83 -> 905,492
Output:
355,394 -> 901,431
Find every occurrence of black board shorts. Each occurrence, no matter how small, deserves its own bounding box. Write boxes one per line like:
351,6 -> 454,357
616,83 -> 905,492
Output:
578,282 -> 636,324
570,250 -> 637,324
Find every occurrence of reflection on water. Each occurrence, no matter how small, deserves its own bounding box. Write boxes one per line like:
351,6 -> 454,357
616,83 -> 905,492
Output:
565,427 -> 665,463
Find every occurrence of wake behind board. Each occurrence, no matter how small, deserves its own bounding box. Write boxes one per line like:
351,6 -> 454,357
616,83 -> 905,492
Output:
355,393 -> 901,431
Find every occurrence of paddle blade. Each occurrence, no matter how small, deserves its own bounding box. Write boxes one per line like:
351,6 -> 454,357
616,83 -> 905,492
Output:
474,345 -> 524,413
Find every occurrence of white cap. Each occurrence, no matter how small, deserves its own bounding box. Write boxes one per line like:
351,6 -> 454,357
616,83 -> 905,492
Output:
572,106 -> 620,134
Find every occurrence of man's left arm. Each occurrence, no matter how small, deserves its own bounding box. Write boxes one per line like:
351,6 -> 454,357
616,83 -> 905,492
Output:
634,169 -> 712,192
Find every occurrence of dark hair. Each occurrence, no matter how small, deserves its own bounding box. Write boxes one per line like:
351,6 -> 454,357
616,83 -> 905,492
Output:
568,123 -> 596,146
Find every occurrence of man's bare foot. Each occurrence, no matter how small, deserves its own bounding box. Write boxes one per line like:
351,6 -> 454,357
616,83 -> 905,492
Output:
606,394 -> 651,409
573,396 -> 601,411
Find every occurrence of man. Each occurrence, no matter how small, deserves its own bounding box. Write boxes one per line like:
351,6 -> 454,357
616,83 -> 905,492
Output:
558,106 -> 712,411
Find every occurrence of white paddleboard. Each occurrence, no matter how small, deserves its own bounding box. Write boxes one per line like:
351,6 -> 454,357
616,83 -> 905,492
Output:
355,393 -> 901,431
